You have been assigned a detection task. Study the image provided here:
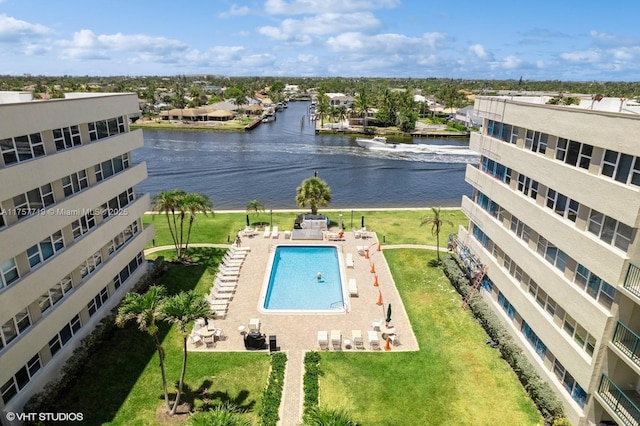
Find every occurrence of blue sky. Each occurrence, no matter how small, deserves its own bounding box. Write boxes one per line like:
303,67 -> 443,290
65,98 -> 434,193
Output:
1,0 -> 639,80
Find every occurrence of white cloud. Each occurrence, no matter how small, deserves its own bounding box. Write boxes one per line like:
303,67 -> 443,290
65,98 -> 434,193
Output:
0,14 -> 51,43
469,44 -> 490,59
560,49 -> 603,63
264,0 -> 399,15
258,12 -> 381,43
327,31 -> 447,54
219,4 -> 250,18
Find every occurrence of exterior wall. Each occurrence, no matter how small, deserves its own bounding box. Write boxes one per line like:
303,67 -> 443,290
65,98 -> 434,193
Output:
0,93 -> 154,420
464,96 -> 640,426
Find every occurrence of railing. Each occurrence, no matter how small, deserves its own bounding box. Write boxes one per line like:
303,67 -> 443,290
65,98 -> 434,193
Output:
598,374 -> 640,426
613,322 -> 640,368
624,263 -> 640,299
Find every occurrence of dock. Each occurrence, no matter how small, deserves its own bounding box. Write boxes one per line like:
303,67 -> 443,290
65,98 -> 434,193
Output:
244,118 -> 262,131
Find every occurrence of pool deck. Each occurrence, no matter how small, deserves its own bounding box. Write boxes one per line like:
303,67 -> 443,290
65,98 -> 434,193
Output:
148,231 -> 419,425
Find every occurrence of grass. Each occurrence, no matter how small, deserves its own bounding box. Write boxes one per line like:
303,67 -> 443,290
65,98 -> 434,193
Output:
144,208 -> 468,249
56,208 -> 542,425
54,247 -> 270,425
317,249 -> 542,426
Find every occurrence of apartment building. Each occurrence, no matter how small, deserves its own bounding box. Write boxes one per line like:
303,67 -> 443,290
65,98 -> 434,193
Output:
457,95 -> 640,425
0,92 -> 154,420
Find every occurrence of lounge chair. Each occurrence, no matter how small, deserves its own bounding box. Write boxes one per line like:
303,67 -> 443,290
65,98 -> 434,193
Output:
348,278 -> 358,297
271,226 -> 279,238
229,246 -> 251,254
330,329 -> 342,349
190,333 -> 203,347
214,283 -> 236,293
219,265 -> 241,274
263,226 -> 270,238
210,290 -> 234,300
371,318 -> 383,331
367,330 -> 380,350
317,330 -> 329,350
214,277 -> 237,287
346,253 -> 354,268
249,318 -> 261,333
352,330 -> 364,349
356,246 -> 365,256
210,307 -> 227,319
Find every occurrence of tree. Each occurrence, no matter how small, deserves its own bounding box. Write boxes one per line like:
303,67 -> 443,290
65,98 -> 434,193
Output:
315,91 -> 330,128
180,193 -> 214,254
420,207 -> 454,262
115,286 -> 171,413
162,291 -> 210,416
152,189 -> 186,258
246,199 -> 265,218
353,86 -> 372,130
303,407 -> 359,426
296,177 -> 332,215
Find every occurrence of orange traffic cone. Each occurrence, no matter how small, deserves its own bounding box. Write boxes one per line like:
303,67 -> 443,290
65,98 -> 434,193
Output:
385,337 -> 391,351
376,291 -> 383,306
370,263 -> 376,274
377,243 -> 381,252
365,249 -> 369,259
373,275 -> 379,287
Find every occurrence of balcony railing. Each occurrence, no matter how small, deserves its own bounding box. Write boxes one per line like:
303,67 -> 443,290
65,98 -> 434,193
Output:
624,263 -> 640,299
613,322 -> 640,368
598,374 -> 640,426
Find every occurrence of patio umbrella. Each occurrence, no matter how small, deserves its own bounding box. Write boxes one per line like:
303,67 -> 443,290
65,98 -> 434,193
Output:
246,214 -> 250,227
386,303 -> 392,325
361,215 -> 365,228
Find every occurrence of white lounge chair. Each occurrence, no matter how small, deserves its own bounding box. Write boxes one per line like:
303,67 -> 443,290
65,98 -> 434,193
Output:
214,283 -> 236,293
348,278 -> 358,297
219,265 -> 241,274
367,330 -> 380,350
372,318 -> 383,331
210,307 -> 227,319
229,246 -> 251,253
263,226 -> 271,238
330,330 -> 342,350
271,226 -> 279,238
214,277 -> 237,287
190,333 -> 203,347
317,330 -> 329,350
210,290 -> 234,300
346,253 -> 354,268
249,318 -> 261,333
356,246 -> 365,256
352,330 -> 364,349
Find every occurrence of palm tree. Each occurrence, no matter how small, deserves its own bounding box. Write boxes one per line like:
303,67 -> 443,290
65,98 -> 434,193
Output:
115,286 -> 171,413
296,177 -> 332,215
420,207 -> 454,262
180,192 -> 213,255
152,190 -> 186,258
353,86 -> 372,131
162,291 -> 210,415
303,407 -> 359,426
336,105 -> 348,130
246,199 -> 265,219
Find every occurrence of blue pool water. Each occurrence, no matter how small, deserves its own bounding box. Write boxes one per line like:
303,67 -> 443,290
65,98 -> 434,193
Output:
262,246 -> 345,311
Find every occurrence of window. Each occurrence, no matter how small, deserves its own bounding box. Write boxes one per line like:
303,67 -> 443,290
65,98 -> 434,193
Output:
0,354 -> 38,405
26,230 -> 65,268
510,215 -> 532,243
0,133 -> 45,165
587,209 -> 635,252
88,287 -> 109,317
100,188 -> 135,219
62,170 -> 89,197
563,313 -> 596,357
114,252 -> 144,289
2,318 -> 17,346
80,252 -> 102,279
12,184 -> 55,219
1,258 -> 20,288
525,131 -> 547,154
498,292 -> 516,319
476,192 -> 501,218
49,314 -> 81,356
536,236 -> 568,272
53,126 -> 82,151
553,359 -> 587,407
480,157 -> 512,184
88,116 -> 126,141
0,209 -> 5,228
601,150 -> 640,187
517,174 -> 539,199
574,264 -> 615,309
71,213 -> 96,240
545,189 -> 580,222
522,321 -> 547,358
556,139 -> 592,169
40,275 -> 74,313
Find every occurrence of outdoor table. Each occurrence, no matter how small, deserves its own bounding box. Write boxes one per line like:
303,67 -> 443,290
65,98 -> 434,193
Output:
380,325 -> 396,340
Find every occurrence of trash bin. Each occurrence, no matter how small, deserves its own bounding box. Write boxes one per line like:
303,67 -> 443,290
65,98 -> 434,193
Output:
269,335 -> 277,352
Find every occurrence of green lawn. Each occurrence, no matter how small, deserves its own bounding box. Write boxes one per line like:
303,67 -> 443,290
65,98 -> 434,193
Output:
55,248 -> 270,425
317,249 -> 542,426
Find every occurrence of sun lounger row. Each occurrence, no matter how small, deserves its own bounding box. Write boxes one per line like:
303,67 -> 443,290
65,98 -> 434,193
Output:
317,329 -> 379,350
262,226 -> 280,238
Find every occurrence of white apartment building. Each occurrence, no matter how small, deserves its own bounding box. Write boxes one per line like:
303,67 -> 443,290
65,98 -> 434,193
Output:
458,96 -> 640,425
0,92 -> 154,421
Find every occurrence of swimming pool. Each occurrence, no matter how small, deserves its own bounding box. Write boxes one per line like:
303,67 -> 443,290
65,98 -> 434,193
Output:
259,245 -> 347,313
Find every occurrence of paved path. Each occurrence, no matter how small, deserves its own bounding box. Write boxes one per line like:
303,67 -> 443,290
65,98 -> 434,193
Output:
143,241 -> 441,425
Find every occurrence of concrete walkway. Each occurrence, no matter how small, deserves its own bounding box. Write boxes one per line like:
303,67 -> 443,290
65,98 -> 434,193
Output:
143,240 -> 440,425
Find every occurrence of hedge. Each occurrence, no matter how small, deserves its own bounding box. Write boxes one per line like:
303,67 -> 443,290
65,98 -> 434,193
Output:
440,255 -> 565,423
258,352 -> 287,426
302,351 -> 321,416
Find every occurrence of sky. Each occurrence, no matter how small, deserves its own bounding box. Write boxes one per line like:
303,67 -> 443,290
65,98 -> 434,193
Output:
1,0 -> 639,80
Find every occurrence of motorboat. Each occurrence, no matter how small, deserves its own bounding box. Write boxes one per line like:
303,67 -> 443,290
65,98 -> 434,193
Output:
355,136 -> 396,149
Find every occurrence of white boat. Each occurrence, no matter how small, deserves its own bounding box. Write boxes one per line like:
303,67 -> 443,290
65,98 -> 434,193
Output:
355,136 -> 396,149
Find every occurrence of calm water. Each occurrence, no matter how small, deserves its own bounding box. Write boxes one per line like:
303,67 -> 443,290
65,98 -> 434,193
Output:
262,246 -> 343,311
132,101 -> 477,209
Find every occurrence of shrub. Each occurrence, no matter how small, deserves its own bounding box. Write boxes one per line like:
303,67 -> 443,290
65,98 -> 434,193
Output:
440,254 -> 565,423
258,352 -> 287,426
303,351 -> 322,415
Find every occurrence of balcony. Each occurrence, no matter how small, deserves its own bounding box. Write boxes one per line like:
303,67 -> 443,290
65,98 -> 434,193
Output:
625,263 -> 640,299
613,322 -> 640,368
598,374 -> 640,426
